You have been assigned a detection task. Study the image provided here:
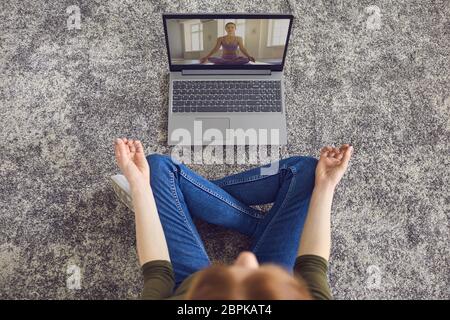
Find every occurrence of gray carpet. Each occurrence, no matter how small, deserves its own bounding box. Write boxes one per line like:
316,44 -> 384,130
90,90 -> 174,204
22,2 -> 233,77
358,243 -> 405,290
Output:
1,0 -> 448,299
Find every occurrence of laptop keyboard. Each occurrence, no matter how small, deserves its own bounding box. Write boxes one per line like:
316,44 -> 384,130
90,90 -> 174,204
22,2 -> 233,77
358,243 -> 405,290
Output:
172,80 -> 282,113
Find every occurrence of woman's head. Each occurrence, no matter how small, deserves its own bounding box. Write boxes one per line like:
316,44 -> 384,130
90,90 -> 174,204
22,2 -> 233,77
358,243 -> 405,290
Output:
185,251 -> 312,300
225,22 -> 236,34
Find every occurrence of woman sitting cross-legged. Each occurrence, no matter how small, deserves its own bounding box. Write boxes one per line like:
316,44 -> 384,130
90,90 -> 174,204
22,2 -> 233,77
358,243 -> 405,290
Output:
112,138 -> 353,299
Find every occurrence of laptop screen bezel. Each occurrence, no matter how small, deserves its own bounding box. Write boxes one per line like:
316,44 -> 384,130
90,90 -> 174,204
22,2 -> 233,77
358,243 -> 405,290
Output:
162,13 -> 294,72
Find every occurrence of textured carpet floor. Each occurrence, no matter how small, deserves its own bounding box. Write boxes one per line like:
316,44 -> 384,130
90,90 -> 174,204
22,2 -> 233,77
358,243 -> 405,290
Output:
0,0 -> 448,299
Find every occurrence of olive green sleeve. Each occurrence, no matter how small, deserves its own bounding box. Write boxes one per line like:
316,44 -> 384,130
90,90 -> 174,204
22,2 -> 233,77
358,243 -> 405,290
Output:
294,255 -> 333,300
141,260 -> 175,300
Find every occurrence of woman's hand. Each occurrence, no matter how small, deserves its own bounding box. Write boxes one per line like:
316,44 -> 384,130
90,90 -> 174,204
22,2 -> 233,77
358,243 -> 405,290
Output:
199,56 -> 208,64
315,144 -> 353,190
114,138 -> 150,188
249,56 -> 255,62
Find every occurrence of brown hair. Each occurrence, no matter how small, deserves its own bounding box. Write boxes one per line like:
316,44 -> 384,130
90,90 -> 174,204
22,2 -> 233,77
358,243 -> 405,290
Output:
185,263 -> 312,300
225,22 -> 236,29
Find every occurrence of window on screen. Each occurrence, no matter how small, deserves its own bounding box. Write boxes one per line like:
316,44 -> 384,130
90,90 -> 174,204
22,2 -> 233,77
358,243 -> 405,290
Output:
267,19 -> 289,47
183,19 -> 203,52
191,23 -> 203,51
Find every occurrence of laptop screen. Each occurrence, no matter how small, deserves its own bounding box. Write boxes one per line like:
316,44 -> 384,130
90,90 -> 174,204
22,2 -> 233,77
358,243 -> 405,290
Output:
163,14 -> 293,71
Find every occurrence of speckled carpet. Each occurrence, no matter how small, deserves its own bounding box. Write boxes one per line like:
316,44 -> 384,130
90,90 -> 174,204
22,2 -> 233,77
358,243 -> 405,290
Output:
0,0 -> 448,299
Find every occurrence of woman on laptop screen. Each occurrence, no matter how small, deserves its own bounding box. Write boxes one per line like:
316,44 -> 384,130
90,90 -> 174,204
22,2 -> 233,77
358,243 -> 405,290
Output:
200,22 -> 255,65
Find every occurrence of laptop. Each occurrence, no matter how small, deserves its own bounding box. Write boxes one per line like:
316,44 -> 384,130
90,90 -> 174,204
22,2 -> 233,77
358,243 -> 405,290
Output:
163,13 -> 294,146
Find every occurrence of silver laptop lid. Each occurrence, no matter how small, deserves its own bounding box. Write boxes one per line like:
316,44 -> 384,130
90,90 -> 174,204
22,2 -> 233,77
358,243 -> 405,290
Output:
162,13 -> 294,73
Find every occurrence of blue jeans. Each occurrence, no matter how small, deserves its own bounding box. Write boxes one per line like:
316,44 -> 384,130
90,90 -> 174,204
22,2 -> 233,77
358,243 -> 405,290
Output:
147,154 -> 318,288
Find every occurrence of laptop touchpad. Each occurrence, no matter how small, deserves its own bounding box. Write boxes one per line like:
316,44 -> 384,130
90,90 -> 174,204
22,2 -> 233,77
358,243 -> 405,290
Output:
195,118 -> 230,143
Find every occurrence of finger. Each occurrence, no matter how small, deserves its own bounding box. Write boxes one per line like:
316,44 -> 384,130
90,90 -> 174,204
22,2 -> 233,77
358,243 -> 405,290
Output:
129,139 -> 136,155
116,138 -> 129,160
321,156 -> 341,167
336,152 -> 344,160
135,140 -> 147,162
320,146 -> 332,154
123,138 -> 133,154
328,157 -> 341,165
114,138 -> 122,159
340,145 -> 353,168
329,147 -> 339,157
339,144 -> 350,153
320,151 -> 329,158
332,147 -> 340,157
134,140 -> 144,154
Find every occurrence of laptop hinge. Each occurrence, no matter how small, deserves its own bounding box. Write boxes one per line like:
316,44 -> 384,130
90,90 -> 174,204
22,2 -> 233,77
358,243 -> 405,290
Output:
182,69 -> 271,76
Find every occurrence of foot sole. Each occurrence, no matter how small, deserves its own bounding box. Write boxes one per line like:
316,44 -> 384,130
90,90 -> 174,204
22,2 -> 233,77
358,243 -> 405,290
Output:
110,174 -> 134,212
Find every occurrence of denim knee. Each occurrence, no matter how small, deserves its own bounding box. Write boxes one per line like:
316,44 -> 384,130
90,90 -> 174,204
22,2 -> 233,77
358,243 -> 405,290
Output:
286,156 -> 318,193
285,156 -> 317,171
146,154 -> 177,183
